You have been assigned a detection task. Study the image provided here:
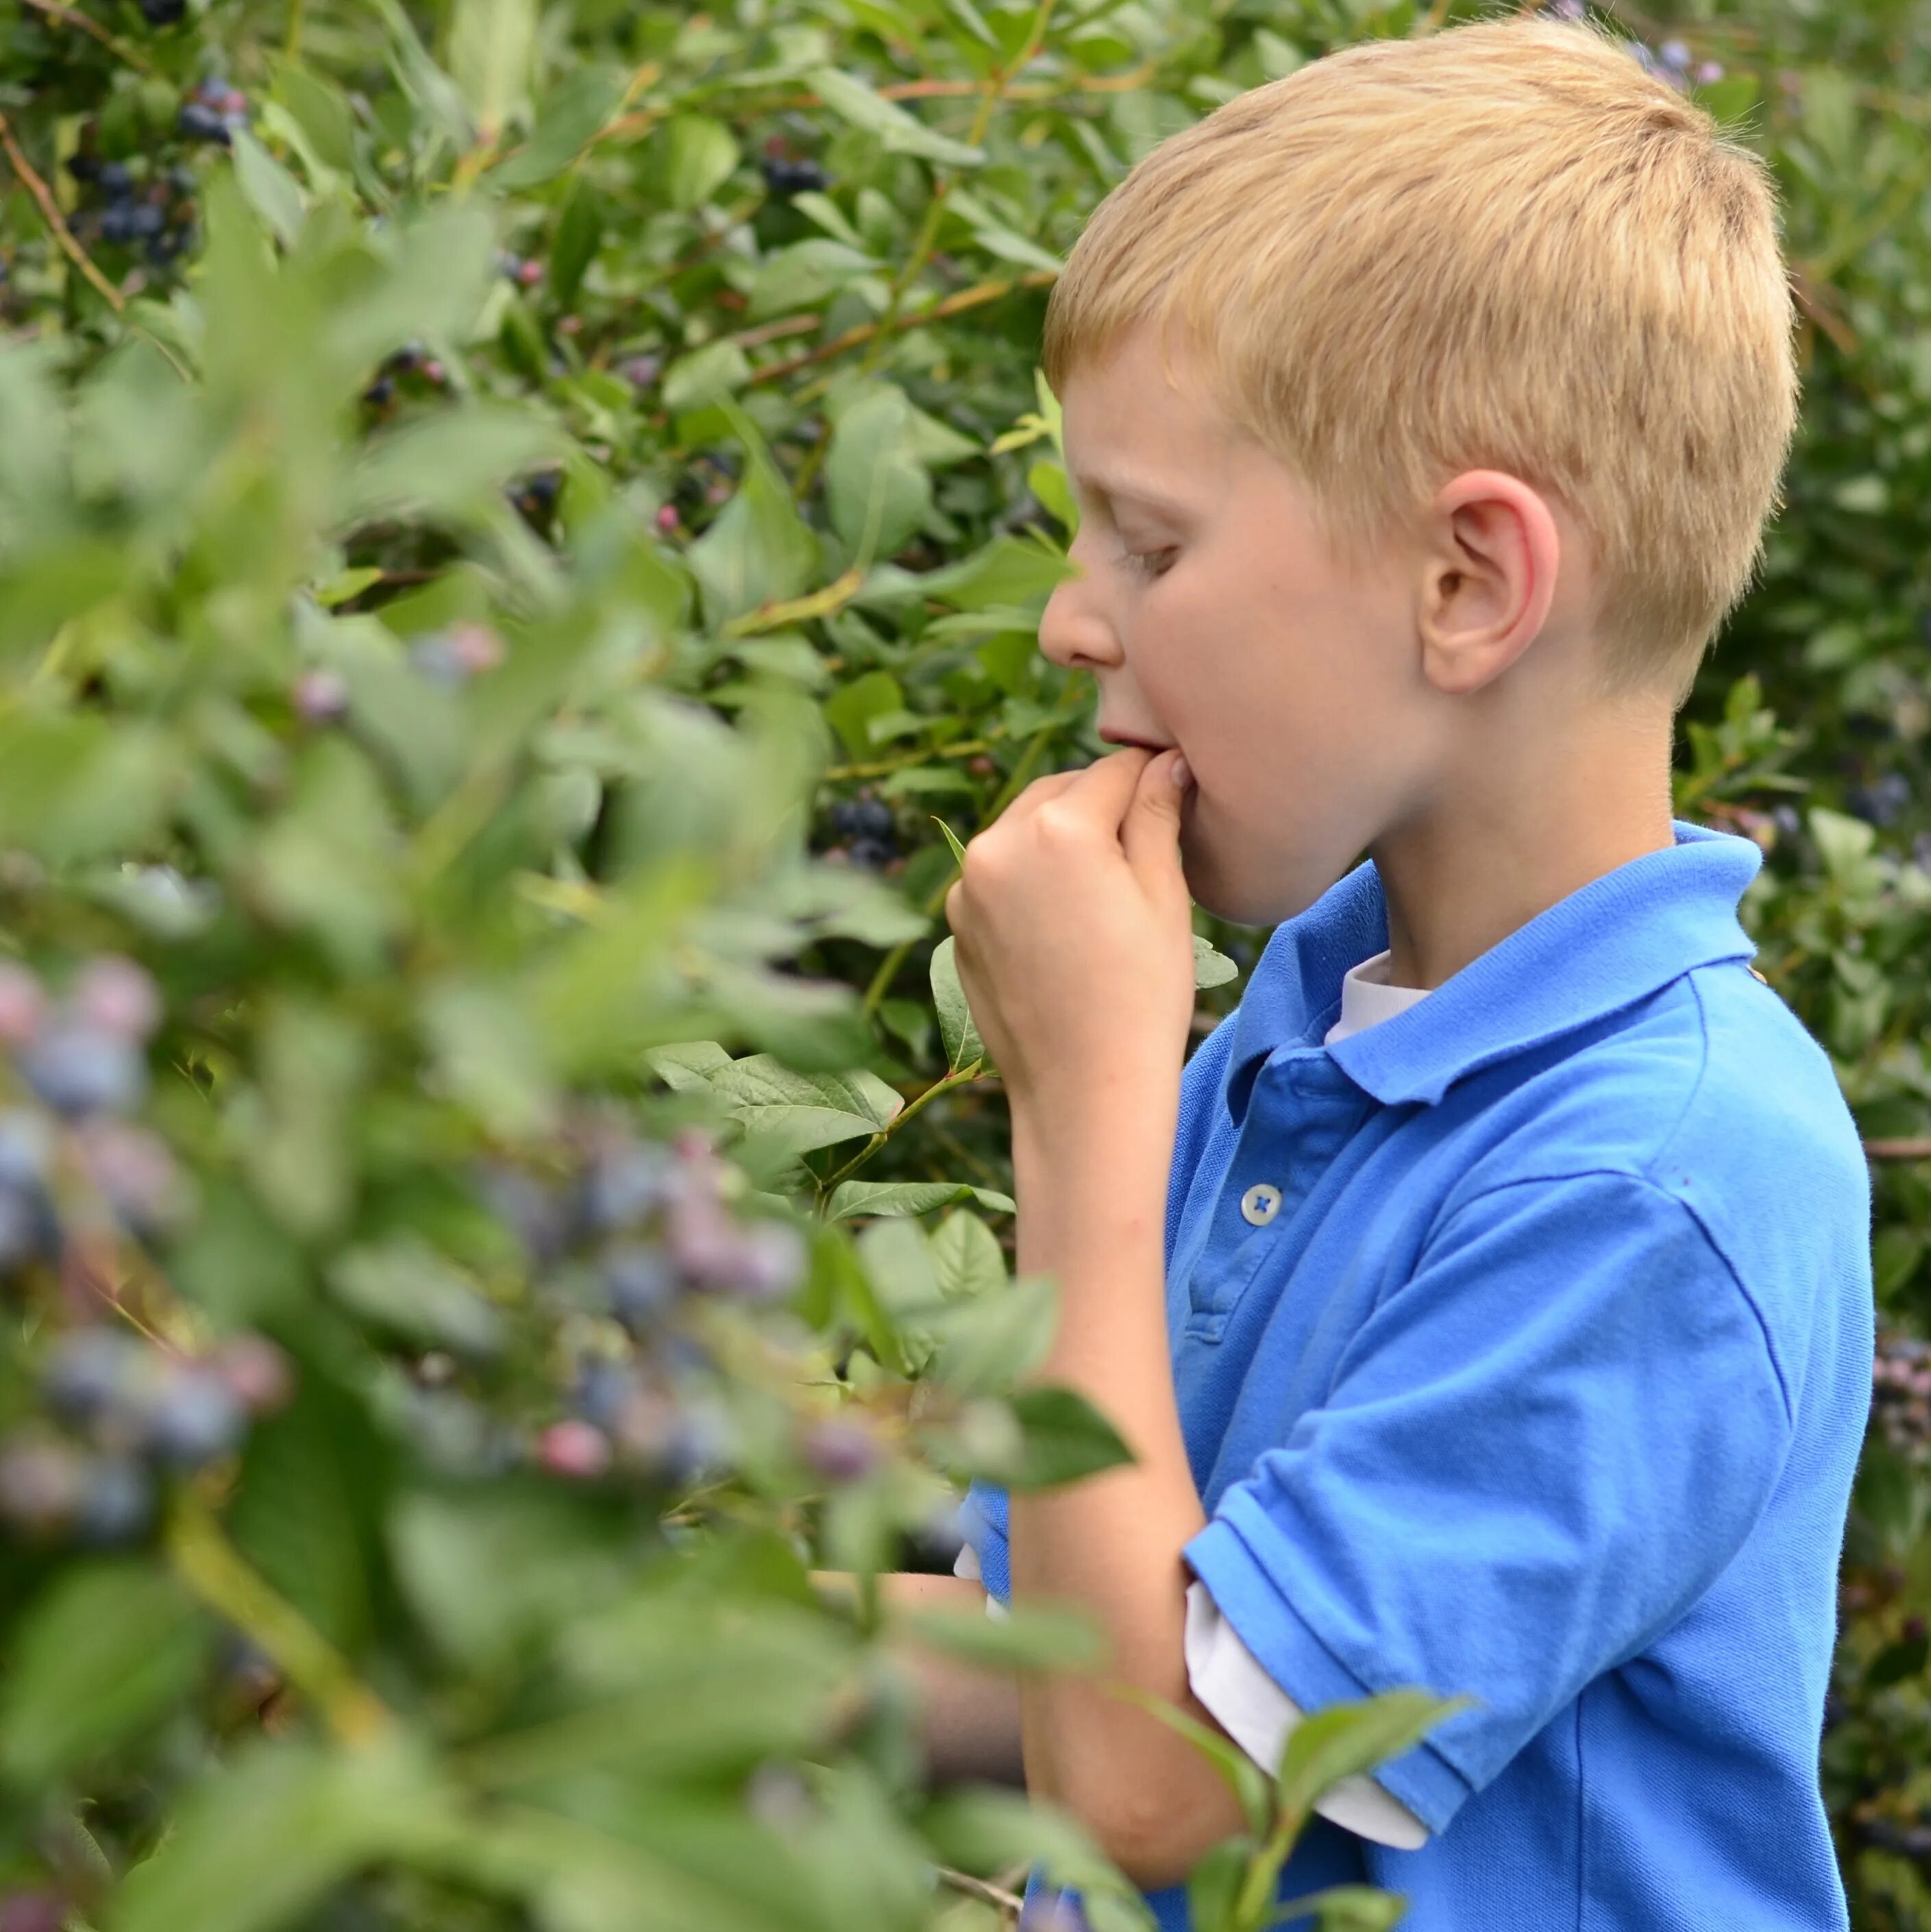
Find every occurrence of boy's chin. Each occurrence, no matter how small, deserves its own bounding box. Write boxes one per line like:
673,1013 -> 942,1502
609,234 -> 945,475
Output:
1180,824 -> 1336,929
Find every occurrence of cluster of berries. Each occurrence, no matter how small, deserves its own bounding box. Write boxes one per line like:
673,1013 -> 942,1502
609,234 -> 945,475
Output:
178,77 -> 249,147
66,154 -> 197,266
410,621 -> 506,686
1845,770 -> 1912,829
1871,1330 -> 1931,1461
826,796 -> 899,870
1537,1 -> 1725,84
760,154 -> 830,198
478,1125 -> 808,1488
0,1328 -> 291,1546
362,339 -> 449,409
509,469 -> 563,527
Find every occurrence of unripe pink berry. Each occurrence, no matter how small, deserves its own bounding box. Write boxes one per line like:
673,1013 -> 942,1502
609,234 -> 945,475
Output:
73,955 -> 161,1041
0,964 -> 47,1047
295,667 -> 352,724
539,1418 -> 612,1479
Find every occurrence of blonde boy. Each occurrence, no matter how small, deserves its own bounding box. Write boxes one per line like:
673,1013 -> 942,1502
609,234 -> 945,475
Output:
888,14 -> 1873,1931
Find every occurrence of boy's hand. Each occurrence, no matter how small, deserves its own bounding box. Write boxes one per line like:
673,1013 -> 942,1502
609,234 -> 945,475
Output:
946,747 -> 1196,1124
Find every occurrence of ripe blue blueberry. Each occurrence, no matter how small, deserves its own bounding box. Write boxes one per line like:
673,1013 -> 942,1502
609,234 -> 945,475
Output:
580,1140 -> 673,1233
602,1243 -> 676,1328
19,1020 -> 146,1117
71,1456 -> 154,1545
145,1367 -> 245,1468
43,1330 -> 148,1428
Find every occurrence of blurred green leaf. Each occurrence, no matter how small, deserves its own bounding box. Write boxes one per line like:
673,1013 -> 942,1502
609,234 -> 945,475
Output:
0,1562 -> 207,1789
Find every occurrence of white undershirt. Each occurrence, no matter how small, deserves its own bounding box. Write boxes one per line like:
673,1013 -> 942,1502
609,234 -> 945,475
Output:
957,949 -> 1435,1851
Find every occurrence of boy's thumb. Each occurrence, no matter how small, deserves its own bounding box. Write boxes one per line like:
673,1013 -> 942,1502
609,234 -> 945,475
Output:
1123,748 -> 1191,879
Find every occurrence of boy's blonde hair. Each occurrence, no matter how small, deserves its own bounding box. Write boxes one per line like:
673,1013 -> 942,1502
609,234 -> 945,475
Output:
1042,15 -> 1798,708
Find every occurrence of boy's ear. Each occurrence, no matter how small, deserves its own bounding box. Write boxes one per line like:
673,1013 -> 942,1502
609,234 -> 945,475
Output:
1415,469 -> 1562,697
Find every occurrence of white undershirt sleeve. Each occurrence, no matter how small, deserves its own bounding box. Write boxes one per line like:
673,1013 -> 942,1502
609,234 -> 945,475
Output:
953,1546 -> 1428,1849
1184,1579 -> 1430,1850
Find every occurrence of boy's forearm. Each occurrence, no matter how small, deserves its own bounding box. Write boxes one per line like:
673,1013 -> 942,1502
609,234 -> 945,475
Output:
1005,1077 -> 1249,1885
815,1571 -> 1026,1785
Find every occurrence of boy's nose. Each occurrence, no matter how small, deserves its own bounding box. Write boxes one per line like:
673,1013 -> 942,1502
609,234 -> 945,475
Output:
1037,572 -> 1123,672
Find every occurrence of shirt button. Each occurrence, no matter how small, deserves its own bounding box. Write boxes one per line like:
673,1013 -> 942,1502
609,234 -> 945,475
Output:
1240,1183 -> 1283,1227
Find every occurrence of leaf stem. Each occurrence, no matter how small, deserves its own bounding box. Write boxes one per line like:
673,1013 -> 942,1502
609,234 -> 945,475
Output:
0,110 -> 126,314
817,1058 -> 987,1199
167,1493 -> 392,1747
17,0 -> 160,75
860,702 -> 1073,1012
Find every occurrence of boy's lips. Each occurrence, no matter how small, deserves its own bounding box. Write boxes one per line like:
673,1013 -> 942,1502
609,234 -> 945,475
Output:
1098,728 -> 1177,754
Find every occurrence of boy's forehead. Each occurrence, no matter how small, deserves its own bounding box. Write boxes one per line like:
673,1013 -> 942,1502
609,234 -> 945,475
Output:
1061,329 -> 1235,497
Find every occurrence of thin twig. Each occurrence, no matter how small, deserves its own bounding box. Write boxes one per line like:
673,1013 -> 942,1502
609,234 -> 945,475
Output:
817,1058 -> 988,1199
937,1865 -> 1025,1919
167,1494 -> 393,1746
748,268 -> 1057,389
17,0 -> 160,75
1865,1139 -> 1931,1161
0,110 -> 125,313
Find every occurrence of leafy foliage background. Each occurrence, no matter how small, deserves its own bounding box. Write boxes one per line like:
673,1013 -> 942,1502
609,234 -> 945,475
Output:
2,0 -> 1930,1924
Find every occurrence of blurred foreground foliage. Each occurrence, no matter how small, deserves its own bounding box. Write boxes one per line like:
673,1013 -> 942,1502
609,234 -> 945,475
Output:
3,0 -> 1931,1924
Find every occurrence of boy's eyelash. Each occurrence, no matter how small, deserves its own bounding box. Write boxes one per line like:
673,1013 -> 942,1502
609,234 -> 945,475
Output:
1122,548 -> 1177,579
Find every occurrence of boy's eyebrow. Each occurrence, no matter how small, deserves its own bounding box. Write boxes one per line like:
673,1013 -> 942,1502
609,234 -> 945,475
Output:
1070,467 -> 1196,522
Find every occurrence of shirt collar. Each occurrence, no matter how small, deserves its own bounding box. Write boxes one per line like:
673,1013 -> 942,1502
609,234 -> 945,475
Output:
1226,819 -> 1764,1113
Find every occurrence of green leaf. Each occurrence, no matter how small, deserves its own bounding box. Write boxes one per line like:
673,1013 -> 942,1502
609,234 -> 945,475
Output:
1194,933 -> 1240,990
645,1040 -> 734,1092
929,935 -> 986,1073
822,669 -> 905,761
662,338 -> 754,415
114,1735 -> 462,1932
340,406 -> 570,525
0,1561 -> 207,1788
902,1600 -> 1105,1672
929,1271 -> 1055,1395
1275,1886 -> 1409,1931
687,428 -> 822,626
806,66 -> 985,168
230,129 -> 306,246
550,177 -> 604,308
826,1179 -> 1014,1220
1186,1836 -> 1257,1932
1003,1384 -> 1135,1489
1110,1682 -> 1272,1839
930,1208 -> 1008,1299
661,114 -> 741,210
269,60 -> 358,173
826,387 -> 932,560
449,0 -> 537,140
1275,1688 -> 1470,1821
711,1054 -> 903,1158
329,1236 -> 506,1358
922,1790 -> 1157,1931
489,62 -> 626,187
930,814 -> 970,867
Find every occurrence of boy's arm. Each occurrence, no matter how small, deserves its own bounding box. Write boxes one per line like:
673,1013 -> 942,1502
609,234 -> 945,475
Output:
859,1572 -> 1029,1785
946,748 -> 1257,1887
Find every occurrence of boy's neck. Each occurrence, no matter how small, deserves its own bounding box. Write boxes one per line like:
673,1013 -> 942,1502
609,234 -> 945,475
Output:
1370,698 -> 1679,993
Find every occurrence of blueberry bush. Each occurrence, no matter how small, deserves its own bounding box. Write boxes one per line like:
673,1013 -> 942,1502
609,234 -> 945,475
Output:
3,0 -> 1930,1924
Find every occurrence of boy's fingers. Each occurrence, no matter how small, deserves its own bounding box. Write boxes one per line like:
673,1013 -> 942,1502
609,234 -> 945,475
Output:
1122,748 -> 1192,885
1063,746 -> 1156,830
995,768 -> 1083,827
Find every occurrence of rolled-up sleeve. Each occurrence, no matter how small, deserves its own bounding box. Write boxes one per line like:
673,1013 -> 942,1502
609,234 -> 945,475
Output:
1184,1170 -> 1792,1835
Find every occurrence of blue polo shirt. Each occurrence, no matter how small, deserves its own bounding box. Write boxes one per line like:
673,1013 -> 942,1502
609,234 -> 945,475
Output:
959,819 -> 1873,1931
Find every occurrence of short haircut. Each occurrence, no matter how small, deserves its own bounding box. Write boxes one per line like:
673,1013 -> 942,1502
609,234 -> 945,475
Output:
1042,15 -> 1798,708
